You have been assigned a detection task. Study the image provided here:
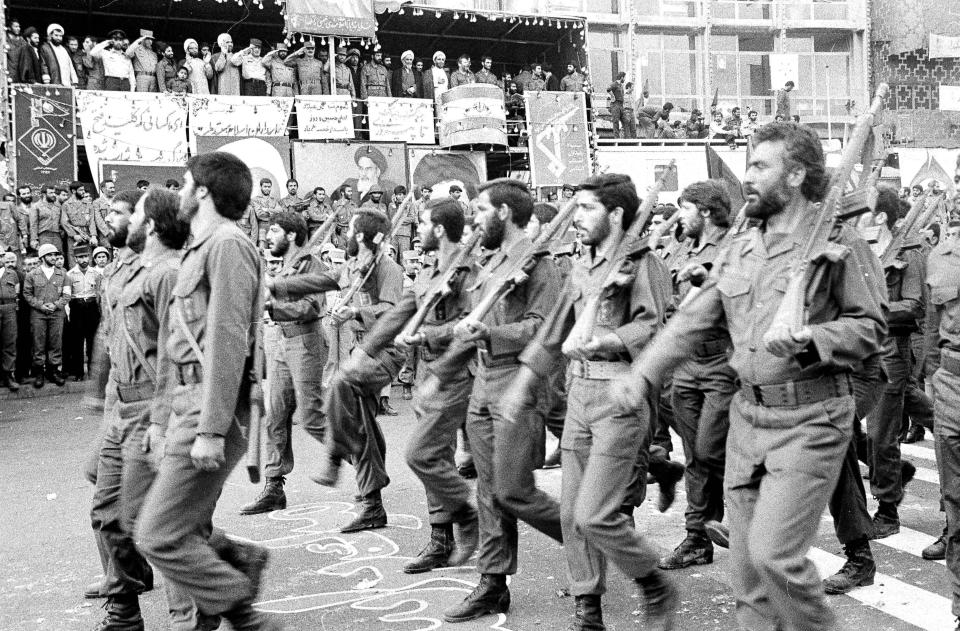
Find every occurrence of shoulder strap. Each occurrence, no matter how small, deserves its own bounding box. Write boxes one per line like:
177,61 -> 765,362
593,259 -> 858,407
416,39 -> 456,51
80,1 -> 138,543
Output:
174,299 -> 206,365
120,308 -> 158,381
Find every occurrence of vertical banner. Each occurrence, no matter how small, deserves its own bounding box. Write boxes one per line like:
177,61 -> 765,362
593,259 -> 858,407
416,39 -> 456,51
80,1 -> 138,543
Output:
295,96 -> 355,140
12,84 -> 77,190
367,97 -> 435,144
438,84 -> 507,148
188,96 -> 293,149
525,91 -> 590,188
76,91 -> 188,194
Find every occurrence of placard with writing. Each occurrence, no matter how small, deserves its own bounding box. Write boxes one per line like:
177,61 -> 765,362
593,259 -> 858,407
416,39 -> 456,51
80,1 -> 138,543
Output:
525,91 -> 590,188
295,96 -> 355,140
188,95 -> 293,144
367,97 -> 435,144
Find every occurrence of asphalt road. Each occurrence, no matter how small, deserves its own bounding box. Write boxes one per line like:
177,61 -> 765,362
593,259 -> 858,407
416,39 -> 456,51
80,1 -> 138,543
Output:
0,390 -> 951,631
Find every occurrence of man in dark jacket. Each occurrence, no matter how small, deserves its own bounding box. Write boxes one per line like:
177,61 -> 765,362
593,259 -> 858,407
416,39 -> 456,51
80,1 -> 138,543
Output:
16,27 -> 43,83
392,50 -> 422,98
39,23 -> 78,85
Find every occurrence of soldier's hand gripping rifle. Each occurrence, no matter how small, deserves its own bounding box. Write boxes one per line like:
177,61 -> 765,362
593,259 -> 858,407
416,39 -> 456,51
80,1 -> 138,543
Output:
329,192 -> 415,316
565,161 -> 676,350
761,83 -> 890,350
879,189 -> 941,269
394,228 -> 483,345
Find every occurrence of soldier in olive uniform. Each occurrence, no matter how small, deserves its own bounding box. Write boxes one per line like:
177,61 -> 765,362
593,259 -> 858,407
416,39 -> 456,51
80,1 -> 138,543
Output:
28,184 -> 64,252
62,181 -> 98,268
250,178 -> 281,246
285,40 -> 327,95
0,252 -> 21,390
334,45 -> 354,98
360,50 -> 391,99
262,42 -> 298,97
612,123 -> 886,631
23,242 -> 71,387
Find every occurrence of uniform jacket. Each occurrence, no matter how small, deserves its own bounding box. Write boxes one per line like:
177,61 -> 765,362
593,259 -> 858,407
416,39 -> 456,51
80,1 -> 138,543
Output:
23,265 -> 71,313
266,248 -> 325,324
360,62 -> 391,99
28,201 -> 63,243
0,267 -> 22,305
924,239 -> 960,375
0,202 -> 26,252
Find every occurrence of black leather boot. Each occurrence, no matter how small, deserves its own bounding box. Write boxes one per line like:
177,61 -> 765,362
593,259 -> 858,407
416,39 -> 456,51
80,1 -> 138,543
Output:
93,596 -> 144,631
403,524 -> 454,574
340,489 -> 388,533
823,538 -> 876,594
2,371 -> 18,391
50,368 -> 65,386
923,526 -> 948,560
33,368 -> 44,389
656,460 -> 685,513
635,569 -> 678,631
443,573 -> 510,623
567,594 -> 605,630
658,533 -> 713,570
240,477 -> 287,515
872,502 -> 900,539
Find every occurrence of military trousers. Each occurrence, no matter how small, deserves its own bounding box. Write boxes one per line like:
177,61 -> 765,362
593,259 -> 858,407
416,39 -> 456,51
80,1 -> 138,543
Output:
0,304 -> 17,372
405,359 -> 474,525
562,373 -> 659,596
726,390 -> 853,631
90,400 -> 154,598
136,382 -> 254,615
866,335 -> 913,504
323,349 -> 402,496
544,359 -> 567,440
465,362 -> 562,575
265,326 -> 327,478
64,298 -> 100,377
671,353 -> 736,535
932,350 -> 960,616
30,310 -> 63,370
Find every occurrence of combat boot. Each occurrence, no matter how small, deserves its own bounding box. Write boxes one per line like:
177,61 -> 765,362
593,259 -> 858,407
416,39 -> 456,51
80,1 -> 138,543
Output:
634,569 -> 678,631
443,573 -> 510,623
240,477 -> 287,515
872,502 -> 900,539
658,533 -> 713,570
2,371 -> 19,391
656,460 -> 685,513
823,538 -> 875,594
403,524 -> 454,574
33,368 -> 44,389
923,527 -> 947,560
93,596 -> 144,631
49,368 -> 65,386
567,594 -> 605,631
704,520 -> 729,549
223,603 -> 286,631
340,489 -> 388,533
449,505 -> 479,566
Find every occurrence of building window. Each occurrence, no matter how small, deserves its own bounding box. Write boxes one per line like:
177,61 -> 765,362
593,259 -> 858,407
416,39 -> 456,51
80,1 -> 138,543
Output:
711,34 -> 775,116
588,28 -> 626,91
636,32 -> 702,112
635,0 -> 699,19
785,33 -> 852,118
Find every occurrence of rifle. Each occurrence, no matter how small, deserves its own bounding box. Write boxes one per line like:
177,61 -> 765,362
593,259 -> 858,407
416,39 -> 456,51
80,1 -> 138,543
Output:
331,191 -> 414,313
395,229 -> 483,343
460,197 -> 577,325
879,190 -> 941,268
567,160 -> 676,346
765,83 -> 889,337
303,208 -> 340,251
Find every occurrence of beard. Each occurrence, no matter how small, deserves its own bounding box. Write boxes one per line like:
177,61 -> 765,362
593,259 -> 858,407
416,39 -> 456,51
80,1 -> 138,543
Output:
178,194 -> 200,222
18,195 -> 32,205
480,215 -> 505,250
108,223 -> 129,249
680,215 -> 703,240
580,214 -> 611,246
744,185 -> 790,220
345,235 -> 360,258
421,229 -> 440,253
126,221 -> 147,253
270,237 -> 290,258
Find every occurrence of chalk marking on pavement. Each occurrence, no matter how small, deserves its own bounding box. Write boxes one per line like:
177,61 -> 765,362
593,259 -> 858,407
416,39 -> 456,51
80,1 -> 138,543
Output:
807,547 -> 955,631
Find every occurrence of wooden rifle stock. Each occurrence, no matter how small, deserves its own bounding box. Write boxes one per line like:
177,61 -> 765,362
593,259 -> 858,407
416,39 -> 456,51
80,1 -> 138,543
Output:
463,198 -> 577,324
879,190 -> 935,268
767,83 -> 890,334
570,161 -> 677,345
332,192 -> 414,312
303,210 -> 340,251
396,229 -> 483,342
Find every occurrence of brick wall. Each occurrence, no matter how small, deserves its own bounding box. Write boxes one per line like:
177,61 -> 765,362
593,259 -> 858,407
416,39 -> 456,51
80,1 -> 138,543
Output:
873,42 -> 960,148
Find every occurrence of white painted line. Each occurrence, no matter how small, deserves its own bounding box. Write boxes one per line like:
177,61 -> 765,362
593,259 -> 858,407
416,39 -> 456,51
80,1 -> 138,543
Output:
901,442 -> 937,462
871,526 -> 947,567
807,547 -> 956,631
912,465 -> 941,485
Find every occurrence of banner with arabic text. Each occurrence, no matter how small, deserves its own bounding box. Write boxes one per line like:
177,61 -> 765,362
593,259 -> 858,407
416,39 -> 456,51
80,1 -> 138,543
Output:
284,0 -> 379,38
295,96 -> 355,140
12,84 -> 76,191
187,95 -> 293,149
76,91 -> 188,195
438,84 -> 507,148
367,97 -> 435,144
931,33 -> 960,58
525,91 -> 590,188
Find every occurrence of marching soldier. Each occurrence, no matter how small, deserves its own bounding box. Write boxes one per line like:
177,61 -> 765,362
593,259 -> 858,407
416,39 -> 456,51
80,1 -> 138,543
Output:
611,122 -> 886,631
440,178 -> 563,623
241,212 -> 328,515
658,181 -> 737,572
23,242 -> 71,387
135,153 -> 280,630
359,49 -> 391,99
516,174 -> 677,630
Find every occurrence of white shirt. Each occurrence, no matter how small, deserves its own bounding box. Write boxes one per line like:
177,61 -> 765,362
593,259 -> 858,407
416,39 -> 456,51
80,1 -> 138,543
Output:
431,66 -> 448,102
51,43 -> 78,85
67,265 -> 99,299
41,264 -> 54,280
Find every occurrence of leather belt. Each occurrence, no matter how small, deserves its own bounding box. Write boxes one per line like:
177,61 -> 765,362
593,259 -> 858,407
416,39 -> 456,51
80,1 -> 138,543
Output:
174,362 -> 203,385
116,381 -> 155,403
0,298 -> 16,305
135,71 -> 155,76
739,373 -> 852,408
694,338 -> 731,358
941,350 -> 960,377
570,359 -> 630,381
278,320 -> 319,338
274,82 -> 294,87
477,348 -> 519,369
71,296 -> 97,303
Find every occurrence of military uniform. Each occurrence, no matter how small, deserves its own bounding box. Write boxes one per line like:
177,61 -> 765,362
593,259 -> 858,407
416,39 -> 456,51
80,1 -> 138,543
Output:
521,240 -> 671,600
663,227 -> 737,563
23,259 -> 72,378
449,69 -> 475,89
126,44 -> 158,92
360,61 -> 391,99
264,56 -> 298,97
0,265 -> 21,379
285,55 -> 327,95
28,200 -> 63,251
237,204 -> 259,243
633,219 -> 886,630
250,194 -> 281,244
61,198 -> 97,267
475,68 -> 501,88
335,61 -> 355,97
136,220 -> 266,623
0,201 -> 26,255
924,238 -> 960,619
64,258 -> 101,379
304,198 -> 332,235
280,194 -> 307,213
560,72 -> 585,92
92,196 -> 113,247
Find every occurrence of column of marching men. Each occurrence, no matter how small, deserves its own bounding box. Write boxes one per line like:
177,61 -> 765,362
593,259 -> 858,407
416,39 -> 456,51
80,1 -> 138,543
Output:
79,126 -> 960,631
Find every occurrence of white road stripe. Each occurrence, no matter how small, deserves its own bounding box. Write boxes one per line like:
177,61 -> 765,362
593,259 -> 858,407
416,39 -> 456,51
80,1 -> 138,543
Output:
902,442 -> 937,462
807,547 -> 956,631
871,526 -> 947,567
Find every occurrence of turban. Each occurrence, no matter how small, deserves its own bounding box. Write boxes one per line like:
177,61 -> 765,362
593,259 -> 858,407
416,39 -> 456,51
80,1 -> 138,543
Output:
183,38 -> 198,54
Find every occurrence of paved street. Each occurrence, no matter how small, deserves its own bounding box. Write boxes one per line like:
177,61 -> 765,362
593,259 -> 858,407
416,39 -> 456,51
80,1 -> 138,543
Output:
0,389 -> 953,631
